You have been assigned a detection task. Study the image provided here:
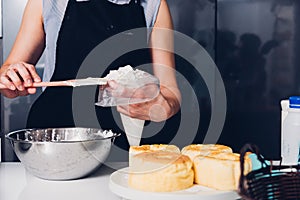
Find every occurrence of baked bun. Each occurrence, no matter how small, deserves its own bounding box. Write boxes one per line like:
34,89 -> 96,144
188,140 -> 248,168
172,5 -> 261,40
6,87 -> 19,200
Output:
128,151 -> 194,192
181,144 -> 232,161
129,144 -> 180,166
193,152 -> 252,190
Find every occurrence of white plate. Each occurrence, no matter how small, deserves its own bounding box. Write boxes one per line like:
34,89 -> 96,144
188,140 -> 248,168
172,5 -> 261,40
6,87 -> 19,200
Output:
109,167 -> 240,200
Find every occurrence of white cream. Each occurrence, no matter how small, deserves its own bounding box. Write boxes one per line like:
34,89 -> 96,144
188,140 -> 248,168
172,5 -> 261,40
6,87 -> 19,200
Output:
104,65 -> 147,86
69,77 -> 107,87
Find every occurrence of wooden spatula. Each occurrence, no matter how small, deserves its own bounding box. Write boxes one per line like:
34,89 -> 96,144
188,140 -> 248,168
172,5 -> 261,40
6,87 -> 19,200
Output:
0,77 -> 107,89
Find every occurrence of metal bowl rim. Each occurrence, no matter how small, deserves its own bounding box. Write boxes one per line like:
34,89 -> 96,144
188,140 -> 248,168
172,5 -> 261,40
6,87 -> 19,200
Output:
5,127 -> 121,144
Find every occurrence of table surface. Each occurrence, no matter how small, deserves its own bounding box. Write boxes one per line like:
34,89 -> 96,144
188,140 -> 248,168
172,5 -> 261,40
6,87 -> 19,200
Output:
0,162 -> 126,200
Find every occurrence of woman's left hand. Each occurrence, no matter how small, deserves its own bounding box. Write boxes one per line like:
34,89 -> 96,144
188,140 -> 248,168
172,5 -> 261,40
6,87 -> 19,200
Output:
116,85 -> 180,122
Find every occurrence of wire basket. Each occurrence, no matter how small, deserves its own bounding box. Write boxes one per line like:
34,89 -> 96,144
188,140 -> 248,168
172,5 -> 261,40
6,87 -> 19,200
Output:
238,144 -> 300,200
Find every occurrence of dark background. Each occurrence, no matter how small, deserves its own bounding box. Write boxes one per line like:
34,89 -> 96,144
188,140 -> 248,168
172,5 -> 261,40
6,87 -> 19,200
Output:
165,0 -> 300,160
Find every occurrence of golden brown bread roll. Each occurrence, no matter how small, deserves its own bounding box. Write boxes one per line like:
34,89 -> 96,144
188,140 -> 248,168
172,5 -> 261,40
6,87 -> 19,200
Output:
193,152 -> 252,190
129,144 -> 180,166
181,144 -> 233,161
128,151 -> 194,192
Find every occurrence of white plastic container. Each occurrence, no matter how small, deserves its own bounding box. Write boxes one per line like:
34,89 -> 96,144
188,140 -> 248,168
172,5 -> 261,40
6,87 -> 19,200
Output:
281,99 -> 289,160
282,96 -> 300,165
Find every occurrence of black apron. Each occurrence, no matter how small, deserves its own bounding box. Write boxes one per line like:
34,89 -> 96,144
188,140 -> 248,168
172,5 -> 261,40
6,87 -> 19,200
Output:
26,0 -> 152,149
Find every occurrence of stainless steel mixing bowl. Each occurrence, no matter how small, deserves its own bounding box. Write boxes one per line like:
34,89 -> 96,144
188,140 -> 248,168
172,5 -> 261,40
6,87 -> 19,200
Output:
6,127 -> 120,180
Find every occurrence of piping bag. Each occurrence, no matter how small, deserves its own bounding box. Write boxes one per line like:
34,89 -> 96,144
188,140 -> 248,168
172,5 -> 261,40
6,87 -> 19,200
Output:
95,65 -> 160,146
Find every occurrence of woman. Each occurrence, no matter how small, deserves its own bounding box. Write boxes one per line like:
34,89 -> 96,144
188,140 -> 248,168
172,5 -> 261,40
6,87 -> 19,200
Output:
0,0 -> 180,147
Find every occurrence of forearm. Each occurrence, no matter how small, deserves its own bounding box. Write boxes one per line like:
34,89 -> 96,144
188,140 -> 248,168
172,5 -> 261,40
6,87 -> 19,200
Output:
0,0 -> 44,98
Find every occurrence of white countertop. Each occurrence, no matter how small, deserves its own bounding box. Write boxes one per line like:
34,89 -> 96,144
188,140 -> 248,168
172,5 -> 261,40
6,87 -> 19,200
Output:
0,162 -> 126,200
1,162 -> 244,200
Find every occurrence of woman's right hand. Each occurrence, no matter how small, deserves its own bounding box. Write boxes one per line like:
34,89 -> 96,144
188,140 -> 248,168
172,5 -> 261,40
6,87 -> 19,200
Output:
0,62 -> 41,98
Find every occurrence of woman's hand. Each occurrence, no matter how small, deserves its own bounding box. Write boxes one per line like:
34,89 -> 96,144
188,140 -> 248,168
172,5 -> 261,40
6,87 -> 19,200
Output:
116,85 -> 180,122
0,62 -> 41,98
